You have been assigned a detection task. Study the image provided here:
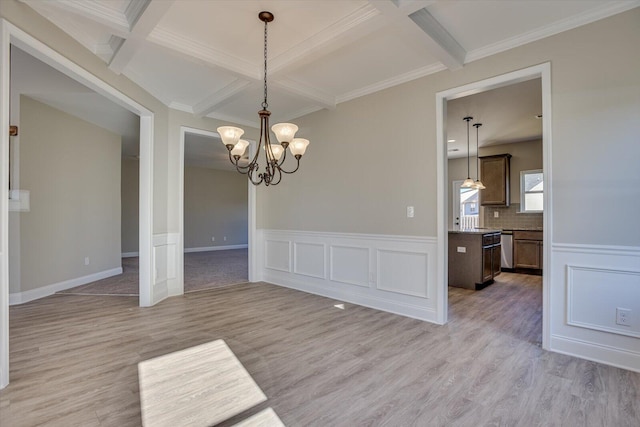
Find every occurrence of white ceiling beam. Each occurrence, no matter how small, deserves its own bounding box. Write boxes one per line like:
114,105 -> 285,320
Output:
369,0 -> 465,70
109,0 -> 175,74
393,0 -> 437,16
147,27 -> 261,81
271,78 -> 336,110
193,80 -> 255,118
20,0 -> 131,36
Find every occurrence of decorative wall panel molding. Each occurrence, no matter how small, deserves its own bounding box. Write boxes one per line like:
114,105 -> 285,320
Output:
293,242 -> 326,279
567,265 -> 640,338
550,242 -> 640,372
330,245 -> 370,287
265,240 -> 291,272
377,249 -> 429,298
259,229 -> 438,322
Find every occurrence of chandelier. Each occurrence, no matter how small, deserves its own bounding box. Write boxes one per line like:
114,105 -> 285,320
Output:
461,116 -> 485,190
217,11 -> 310,186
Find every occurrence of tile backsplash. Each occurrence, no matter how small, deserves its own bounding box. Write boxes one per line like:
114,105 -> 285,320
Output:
483,203 -> 543,230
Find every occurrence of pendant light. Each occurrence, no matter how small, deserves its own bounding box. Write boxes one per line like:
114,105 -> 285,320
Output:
461,116 -> 475,188
472,123 -> 486,190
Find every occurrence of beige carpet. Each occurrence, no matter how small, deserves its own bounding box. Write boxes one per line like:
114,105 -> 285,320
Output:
58,249 -> 248,296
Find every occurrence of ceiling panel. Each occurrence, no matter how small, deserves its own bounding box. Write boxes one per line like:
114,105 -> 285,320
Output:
286,25 -> 438,97
123,43 -> 239,106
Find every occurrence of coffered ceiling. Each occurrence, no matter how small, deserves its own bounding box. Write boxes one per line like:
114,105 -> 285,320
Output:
21,0 -> 640,127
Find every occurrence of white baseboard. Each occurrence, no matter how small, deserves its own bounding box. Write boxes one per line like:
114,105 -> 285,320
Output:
9,267 -> 123,305
121,252 -> 139,258
550,334 -> 640,373
184,244 -> 248,253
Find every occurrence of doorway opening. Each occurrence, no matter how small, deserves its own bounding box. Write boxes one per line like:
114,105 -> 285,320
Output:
178,127 -> 257,295
436,63 -> 551,349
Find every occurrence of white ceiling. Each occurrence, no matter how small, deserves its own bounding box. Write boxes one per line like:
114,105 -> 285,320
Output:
446,78 -> 542,159
21,0 -> 640,128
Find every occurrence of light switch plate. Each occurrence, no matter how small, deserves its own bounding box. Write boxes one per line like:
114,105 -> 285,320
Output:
457,246 -> 466,253
494,211 -> 499,218
407,206 -> 414,218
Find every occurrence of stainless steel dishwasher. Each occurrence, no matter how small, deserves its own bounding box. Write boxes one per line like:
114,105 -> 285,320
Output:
501,232 -> 513,269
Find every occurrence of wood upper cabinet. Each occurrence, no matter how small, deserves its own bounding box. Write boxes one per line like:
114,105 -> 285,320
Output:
480,154 -> 511,206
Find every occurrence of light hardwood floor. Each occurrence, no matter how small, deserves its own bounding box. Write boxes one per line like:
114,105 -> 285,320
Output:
1,273 -> 638,426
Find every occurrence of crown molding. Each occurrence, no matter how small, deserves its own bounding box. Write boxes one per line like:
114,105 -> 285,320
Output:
336,62 -> 445,104
281,105 -> 325,122
168,102 -> 194,114
124,0 -> 150,27
193,79 -> 254,117
22,0 -> 131,34
123,67 -> 173,106
466,1 -> 640,63
148,27 -> 260,81
272,78 -> 336,109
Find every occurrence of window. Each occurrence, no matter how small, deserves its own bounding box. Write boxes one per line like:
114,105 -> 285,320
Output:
520,169 -> 543,212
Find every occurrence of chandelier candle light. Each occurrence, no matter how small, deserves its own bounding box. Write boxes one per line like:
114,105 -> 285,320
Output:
217,11 -> 310,186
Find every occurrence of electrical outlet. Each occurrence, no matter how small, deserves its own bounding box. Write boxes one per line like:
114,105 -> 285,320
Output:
616,308 -> 631,326
457,246 -> 466,253
84,257 -> 90,266
494,211 -> 499,218
212,236 -> 215,242
224,236 -> 227,241
407,206 -> 415,218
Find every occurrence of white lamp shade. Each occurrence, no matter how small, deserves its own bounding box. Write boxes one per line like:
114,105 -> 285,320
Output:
217,126 -> 244,146
271,123 -> 298,143
462,178 -> 475,188
268,144 -> 284,160
231,139 -> 249,157
289,138 -> 309,156
472,180 -> 486,190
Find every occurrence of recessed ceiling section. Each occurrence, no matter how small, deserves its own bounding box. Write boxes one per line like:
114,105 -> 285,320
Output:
210,86 -> 317,126
123,43 -> 238,108
427,0 -> 613,55
286,25 -> 438,99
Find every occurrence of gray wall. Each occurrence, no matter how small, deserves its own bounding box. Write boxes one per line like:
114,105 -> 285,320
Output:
121,161 -> 248,252
121,157 -> 139,254
18,96 -> 121,292
257,9 -> 640,247
184,167 -> 248,249
448,139 -> 543,229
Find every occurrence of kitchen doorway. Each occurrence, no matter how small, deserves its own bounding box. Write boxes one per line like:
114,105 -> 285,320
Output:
435,63 -> 551,349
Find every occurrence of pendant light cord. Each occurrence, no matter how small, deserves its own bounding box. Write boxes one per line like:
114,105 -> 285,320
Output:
262,19 -> 269,110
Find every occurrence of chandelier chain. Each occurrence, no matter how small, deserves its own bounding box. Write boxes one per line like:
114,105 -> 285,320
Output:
262,18 -> 268,109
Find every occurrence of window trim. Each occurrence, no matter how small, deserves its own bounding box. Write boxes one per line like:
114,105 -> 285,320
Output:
520,169 -> 543,213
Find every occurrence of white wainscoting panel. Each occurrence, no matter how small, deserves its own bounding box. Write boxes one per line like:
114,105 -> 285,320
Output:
294,242 -> 326,279
550,243 -> 640,372
152,233 -> 179,301
330,245 -> 370,287
265,240 -> 291,272
259,230 -> 438,322
567,265 -> 640,339
377,249 -> 428,298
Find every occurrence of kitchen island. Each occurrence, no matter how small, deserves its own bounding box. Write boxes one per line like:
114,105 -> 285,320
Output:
448,229 -> 502,290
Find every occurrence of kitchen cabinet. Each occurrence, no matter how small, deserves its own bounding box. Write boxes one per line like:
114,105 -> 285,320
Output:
480,154 -> 511,206
513,230 -> 543,273
449,231 -> 501,290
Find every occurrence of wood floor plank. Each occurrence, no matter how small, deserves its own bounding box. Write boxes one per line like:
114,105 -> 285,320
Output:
1,273 -> 638,426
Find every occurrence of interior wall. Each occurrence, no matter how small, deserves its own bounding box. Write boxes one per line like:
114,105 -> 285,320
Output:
258,9 -> 640,247
18,96 -> 121,292
121,157 -> 139,254
121,159 -> 249,252
184,167 -> 248,249
447,139 -> 543,229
